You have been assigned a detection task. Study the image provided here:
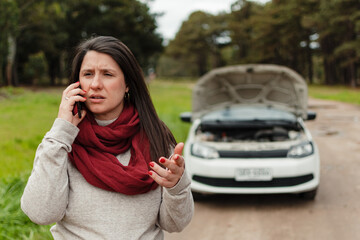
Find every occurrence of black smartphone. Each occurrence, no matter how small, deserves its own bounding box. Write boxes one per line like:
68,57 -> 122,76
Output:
72,101 -> 84,118
73,86 -> 84,118
76,101 -> 83,118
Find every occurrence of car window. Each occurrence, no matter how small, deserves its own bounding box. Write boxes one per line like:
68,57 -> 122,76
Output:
202,107 -> 296,122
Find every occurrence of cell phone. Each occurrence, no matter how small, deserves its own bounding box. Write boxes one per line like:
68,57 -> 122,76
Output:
72,86 -> 84,118
72,101 -> 84,118
76,102 -> 83,118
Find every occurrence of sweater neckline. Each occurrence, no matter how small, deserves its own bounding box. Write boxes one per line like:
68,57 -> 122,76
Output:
95,118 -> 117,126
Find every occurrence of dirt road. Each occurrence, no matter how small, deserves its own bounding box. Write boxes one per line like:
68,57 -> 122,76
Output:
165,98 -> 360,240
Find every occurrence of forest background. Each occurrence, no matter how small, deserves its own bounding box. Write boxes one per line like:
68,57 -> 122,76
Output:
1,0 -> 359,87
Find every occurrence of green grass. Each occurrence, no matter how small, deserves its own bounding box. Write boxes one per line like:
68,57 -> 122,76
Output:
0,87 -> 61,239
308,84 -> 360,105
0,177 -> 53,240
0,88 -> 60,178
148,79 -> 193,143
0,80 -> 359,239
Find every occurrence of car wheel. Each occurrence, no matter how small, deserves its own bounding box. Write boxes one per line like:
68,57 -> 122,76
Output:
298,188 -> 318,200
191,191 -> 209,201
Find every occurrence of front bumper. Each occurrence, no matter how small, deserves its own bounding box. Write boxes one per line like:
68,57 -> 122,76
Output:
186,153 -> 320,195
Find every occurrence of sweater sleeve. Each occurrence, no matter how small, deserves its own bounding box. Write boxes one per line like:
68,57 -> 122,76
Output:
21,118 -> 79,225
157,167 -> 194,232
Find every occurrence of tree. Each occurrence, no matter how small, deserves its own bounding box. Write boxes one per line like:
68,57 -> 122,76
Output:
0,0 -> 19,86
16,1 -> 68,85
330,0 -> 360,87
1,0 -> 163,86
64,0 -> 162,72
227,0 -> 321,83
165,11 -> 230,77
161,0 -> 359,85
228,0 -> 263,64
312,0 -> 360,86
299,0 -> 321,84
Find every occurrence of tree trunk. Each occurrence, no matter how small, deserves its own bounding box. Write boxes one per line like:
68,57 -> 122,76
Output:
49,59 -> 57,86
13,60 -> 19,86
6,35 -> 16,86
6,63 -> 12,86
46,52 -> 61,86
349,62 -> 356,88
323,57 -> 337,85
0,60 -> 3,86
306,40 -> 313,84
197,53 -> 207,76
212,50 -> 224,68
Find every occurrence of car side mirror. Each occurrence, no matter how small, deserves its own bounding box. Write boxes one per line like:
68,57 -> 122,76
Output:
306,111 -> 316,120
180,112 -> 192,123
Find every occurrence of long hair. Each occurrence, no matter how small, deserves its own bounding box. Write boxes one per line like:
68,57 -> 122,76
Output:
70,36 -> 176,162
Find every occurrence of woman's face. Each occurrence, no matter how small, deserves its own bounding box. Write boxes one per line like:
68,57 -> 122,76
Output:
79,50 -> 129,120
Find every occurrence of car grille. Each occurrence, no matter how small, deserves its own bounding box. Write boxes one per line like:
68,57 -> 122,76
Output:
218,149 -> 288,158
192,174 -> 314,188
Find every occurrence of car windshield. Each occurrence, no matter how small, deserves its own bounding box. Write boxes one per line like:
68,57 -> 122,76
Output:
201,106 -> 298,130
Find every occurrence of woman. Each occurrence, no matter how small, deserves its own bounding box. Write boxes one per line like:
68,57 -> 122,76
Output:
21,36 -> 194,239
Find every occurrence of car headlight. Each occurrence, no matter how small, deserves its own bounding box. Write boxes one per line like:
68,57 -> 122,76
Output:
287,141 -> 314,158
191,143 -> 219,159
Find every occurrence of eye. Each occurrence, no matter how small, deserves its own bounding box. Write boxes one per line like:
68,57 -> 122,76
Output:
83,72 -> 92,76
104,72 -> 113,77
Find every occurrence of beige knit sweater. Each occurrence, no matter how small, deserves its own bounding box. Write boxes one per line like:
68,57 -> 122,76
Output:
21,118 -> 194,239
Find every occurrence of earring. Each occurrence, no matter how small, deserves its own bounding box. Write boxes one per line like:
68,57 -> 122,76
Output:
125,92 -> 130,100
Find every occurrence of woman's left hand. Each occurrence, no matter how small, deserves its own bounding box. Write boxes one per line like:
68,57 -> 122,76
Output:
149,142 -> 185,188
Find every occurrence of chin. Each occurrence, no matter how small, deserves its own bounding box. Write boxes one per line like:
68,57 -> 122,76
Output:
86,105 -> 105,115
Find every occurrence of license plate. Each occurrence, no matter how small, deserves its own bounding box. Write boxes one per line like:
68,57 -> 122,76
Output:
235,168 -> 272,181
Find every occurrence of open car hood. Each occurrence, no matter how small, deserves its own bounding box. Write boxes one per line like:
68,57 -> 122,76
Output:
192,64 -> 308,120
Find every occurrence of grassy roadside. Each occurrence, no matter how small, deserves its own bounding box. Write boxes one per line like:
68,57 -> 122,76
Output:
0,177 -> 53,240
148,79 -> 193,143
308,84 -> 360,105
0,90 -> 60,178
0,87 -> 61,239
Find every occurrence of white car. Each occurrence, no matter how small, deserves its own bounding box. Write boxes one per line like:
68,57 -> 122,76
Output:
181,64 -> 320,200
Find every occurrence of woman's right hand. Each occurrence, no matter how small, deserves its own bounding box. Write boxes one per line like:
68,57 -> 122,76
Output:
57,81 -> 87,126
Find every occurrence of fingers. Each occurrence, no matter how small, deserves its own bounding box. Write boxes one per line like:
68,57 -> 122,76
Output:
58,82 -> 87,126
63,81 -> 81,95
62,82 -> 86,102
148,142 -> 185,188
148,161 -> 177,188
172,142 -> 185,167
62,82 -> 80,100
65,95 -> 87,106
173,142 -> 184,157
65,89 -> 85,101
72,109 -> 87,126
163,155 -> 184,174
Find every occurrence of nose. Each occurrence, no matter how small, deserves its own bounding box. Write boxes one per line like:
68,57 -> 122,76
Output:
90,72 -> 103,90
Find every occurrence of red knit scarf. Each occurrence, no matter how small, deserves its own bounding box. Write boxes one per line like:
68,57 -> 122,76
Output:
68,104 -> 158,195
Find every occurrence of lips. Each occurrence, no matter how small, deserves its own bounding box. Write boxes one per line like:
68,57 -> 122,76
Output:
89,94 -> 105,103
89,94 -> 105,99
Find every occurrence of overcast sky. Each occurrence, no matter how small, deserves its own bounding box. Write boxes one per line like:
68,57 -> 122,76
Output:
145,0 -> 269,42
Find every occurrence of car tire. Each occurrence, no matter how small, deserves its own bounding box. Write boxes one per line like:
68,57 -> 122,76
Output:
298,188 -> 318,200
191,191 -> 209,201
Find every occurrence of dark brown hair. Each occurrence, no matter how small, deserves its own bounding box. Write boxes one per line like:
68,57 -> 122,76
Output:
70,36 -> 176,162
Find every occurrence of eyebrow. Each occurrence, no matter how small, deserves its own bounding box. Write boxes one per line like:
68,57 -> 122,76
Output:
80,68 -> 117,73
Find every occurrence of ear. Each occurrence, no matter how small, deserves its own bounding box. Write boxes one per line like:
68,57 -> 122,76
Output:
125,86 -> 129,93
